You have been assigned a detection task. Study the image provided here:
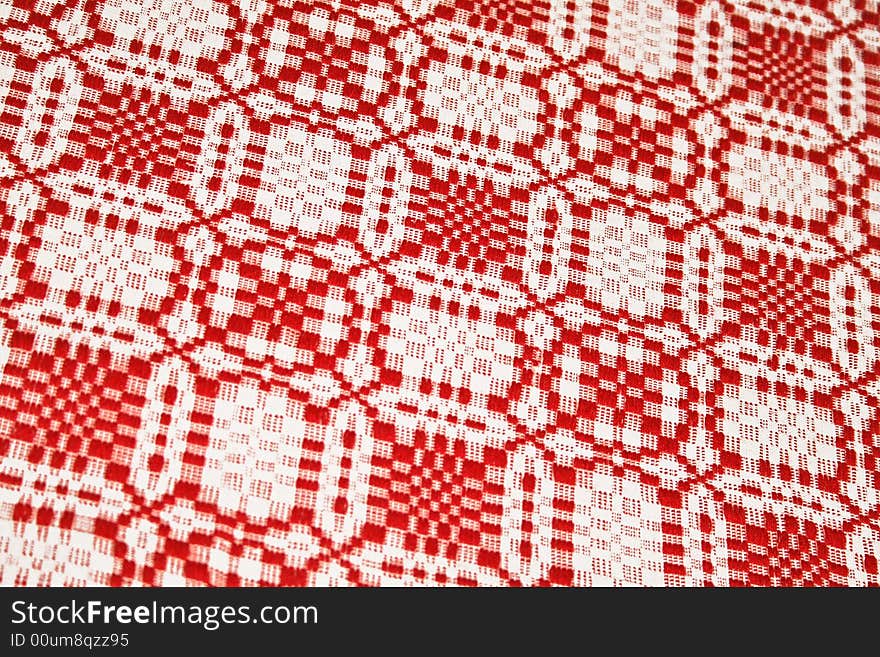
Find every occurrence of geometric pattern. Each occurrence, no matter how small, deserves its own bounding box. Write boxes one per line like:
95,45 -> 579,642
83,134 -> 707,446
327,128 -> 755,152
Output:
0,0 -> 879,586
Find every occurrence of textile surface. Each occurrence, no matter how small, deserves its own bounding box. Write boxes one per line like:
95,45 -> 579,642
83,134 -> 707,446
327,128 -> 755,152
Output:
1,0 -> 879,587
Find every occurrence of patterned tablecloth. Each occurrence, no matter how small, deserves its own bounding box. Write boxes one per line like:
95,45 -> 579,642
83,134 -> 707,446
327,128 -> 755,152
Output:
1,0 -> 879,586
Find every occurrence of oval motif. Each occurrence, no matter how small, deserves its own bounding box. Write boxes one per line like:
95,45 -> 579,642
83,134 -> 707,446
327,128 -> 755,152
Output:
690,110 -> 723,215
130,356 -> 193,502
830,263 -> 876,379
161,223 -> 220,345
692,0 -> 734,101
525,186 -> 572,300
16,57 -> 82,171
359,143 -> 410,258
514,310 -> 560,432
679,490 -> 728,586
314,400 -> 375,543
501,444 -> 554,585
827,35 -> 866,139
340,266 -> 387,389
682,224 -> 724,340
540,72 -> 577,177
681,350 -> 719,474
192,101 -> 249,216
380,29 -> 423,133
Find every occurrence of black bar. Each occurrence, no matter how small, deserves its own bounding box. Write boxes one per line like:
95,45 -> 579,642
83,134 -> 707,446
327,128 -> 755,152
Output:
0,587 -> 872,652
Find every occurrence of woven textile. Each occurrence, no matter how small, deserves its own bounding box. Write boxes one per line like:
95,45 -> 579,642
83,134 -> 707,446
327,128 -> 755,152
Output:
0,0 -> 879,587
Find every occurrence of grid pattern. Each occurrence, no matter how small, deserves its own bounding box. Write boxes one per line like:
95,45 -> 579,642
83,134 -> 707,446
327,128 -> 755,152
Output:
0,0 -> 879,586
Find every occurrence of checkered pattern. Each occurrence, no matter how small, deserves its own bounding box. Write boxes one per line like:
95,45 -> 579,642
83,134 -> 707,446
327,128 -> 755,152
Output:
1,0 -> 879,587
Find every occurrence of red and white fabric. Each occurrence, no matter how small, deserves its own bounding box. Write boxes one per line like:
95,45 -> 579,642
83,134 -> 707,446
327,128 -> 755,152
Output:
0,0 -> 879,586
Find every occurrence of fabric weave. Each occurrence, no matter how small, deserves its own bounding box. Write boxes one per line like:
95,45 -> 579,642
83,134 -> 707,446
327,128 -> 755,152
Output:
1,0 -> 879,586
